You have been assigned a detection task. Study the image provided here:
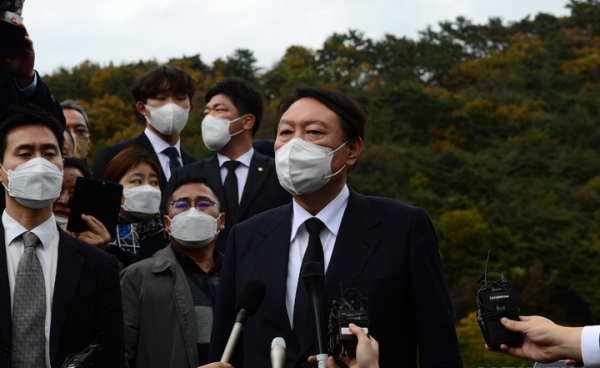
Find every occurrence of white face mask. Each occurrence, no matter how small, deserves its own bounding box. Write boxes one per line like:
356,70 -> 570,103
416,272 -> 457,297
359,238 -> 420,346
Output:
167,208 -> 221,249
201,114 -> 246,151
145,103 -> 190,135
55,216 -> 68,226
121,185 -> 161,220
275,138 -> 347,195
1,157 -> 63,209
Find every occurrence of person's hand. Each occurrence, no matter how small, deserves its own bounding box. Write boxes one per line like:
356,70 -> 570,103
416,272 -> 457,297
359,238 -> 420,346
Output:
1,16 -> 35,88
197,363 -> 233,368
485,316 -> 583,363
61,215 -> 110,250
308,324 -> 379,368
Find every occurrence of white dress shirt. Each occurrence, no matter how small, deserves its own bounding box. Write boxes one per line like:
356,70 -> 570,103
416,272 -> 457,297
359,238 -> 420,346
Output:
144,127 -> 183,180
4,211 -> 59,368
217,148 -> 254,204
285,185 -> 350,327
582,325 -> 600,367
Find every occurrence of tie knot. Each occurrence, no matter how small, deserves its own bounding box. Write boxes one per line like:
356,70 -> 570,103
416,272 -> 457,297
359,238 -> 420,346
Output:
224,160 -> 241,172
22,232 -> 41,249
163,146 -> 180,160
304,217 -> 325,236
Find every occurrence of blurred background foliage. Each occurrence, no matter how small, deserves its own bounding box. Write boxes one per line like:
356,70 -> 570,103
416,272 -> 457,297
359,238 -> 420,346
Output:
44,1 -> 600,365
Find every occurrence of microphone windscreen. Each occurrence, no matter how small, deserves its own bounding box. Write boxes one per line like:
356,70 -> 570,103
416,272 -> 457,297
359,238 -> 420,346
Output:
236,278 -> 266,316
271,337 -> 286,349
302,261 -> 324,278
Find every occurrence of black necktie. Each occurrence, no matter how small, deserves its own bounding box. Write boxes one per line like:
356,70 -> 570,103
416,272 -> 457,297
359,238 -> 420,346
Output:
223,160 -> 241,222
293,217 -> 325,345
12,232 -> 46,368
163,146 -> 182,171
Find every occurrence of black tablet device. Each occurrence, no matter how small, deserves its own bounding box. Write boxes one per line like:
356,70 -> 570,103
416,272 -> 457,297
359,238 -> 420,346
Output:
67,177 -> 123,237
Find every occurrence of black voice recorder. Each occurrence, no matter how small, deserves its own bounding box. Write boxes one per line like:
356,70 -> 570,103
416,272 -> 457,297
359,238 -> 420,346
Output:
476,251 -> 523,348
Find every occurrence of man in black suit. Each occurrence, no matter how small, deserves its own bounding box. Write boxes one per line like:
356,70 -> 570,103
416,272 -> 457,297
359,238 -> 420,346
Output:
165,78 -> 290,252
93,66 -> 197,188
0,3 -> 66,211
208,87 -> 463,367
0,105 -> 124,367
0,2 -> 65,127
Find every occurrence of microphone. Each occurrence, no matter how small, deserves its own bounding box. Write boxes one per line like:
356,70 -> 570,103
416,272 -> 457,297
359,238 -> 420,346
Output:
220,278 -> 266,363
270,337 -> 286,368
302,261 -> 327,368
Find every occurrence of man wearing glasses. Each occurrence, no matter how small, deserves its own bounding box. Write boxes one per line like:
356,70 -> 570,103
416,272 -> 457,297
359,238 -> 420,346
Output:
61,100 -> 92,173
120,175 -> 230,368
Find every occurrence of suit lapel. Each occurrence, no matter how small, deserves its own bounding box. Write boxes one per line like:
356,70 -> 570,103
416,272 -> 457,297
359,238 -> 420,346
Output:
252,205 -> 299,351
134,133 -> 168,187
238,153 -> 272,222
0,224 -> 11,349
49,232 -> 84,361
325,190 -> 380,296
294,190 -> 381,357
180,149 -> 195,166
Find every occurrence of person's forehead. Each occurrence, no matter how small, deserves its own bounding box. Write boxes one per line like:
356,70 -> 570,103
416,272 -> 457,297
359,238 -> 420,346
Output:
172,182 -> 217,201
206,94 -> 235,108
7,124 -> 58,147
280,97 -> 340,126
63,109 -> 85,124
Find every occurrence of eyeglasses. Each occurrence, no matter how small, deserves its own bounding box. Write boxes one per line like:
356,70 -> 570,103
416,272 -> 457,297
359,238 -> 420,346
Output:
170,200 -> 216,213
71,127 -> 90,137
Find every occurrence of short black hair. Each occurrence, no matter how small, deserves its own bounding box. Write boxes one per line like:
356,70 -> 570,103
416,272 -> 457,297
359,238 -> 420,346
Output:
277,86 -> 366,141
0,104 -> 64,164
165,175 -> 220,210
63,157 -> 91,178
205,77 -> 263,136
131,66 -> 196,104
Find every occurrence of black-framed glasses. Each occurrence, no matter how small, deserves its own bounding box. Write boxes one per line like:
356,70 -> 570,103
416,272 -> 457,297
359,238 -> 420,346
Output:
170,199 -> 216,212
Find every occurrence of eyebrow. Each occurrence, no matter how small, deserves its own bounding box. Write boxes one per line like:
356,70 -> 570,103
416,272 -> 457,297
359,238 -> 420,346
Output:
173,195 -> 214,203
279,119 -> 327,126
207,102 -> 228,108
14,143 -> 59,151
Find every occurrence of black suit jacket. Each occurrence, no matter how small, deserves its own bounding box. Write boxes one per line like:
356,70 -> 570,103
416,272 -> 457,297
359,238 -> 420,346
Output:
92,132 -> 197,190
0,226 -> 125,368
164,152 -> 292,253
0,65 -> 66,128
208,189 -> 463,368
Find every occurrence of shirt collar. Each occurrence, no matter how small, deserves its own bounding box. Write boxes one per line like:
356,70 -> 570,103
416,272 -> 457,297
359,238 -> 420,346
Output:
144,127 -> 181,154
217,148 -> 254,168
290,185 -> 350,242
3,210 -> 58,250
170,244 -> 223,274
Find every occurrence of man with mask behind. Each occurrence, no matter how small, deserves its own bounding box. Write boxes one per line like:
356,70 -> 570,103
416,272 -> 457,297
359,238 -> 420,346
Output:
165,77 -> 290,253
93,66 -> 197,190
60,100 -> 93,173
120,174 -> 229,368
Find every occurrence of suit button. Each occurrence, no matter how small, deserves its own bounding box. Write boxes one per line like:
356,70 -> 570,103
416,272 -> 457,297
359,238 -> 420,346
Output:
3,347 -> 9,357
296,361 -> 306,368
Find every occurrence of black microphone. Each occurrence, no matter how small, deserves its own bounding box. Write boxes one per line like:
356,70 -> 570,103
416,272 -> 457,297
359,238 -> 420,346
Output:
302,261 -> 327,368
270,337 -> 286,368
220,278 -> 266,363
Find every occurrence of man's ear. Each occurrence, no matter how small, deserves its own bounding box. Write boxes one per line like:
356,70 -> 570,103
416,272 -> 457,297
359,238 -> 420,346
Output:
162,214 -> 171,233
188,103 -> 195,115
136,101 -> 149,117
345,137 -> 364,167
242,114 -> 255,132
218,212 -> 226,231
